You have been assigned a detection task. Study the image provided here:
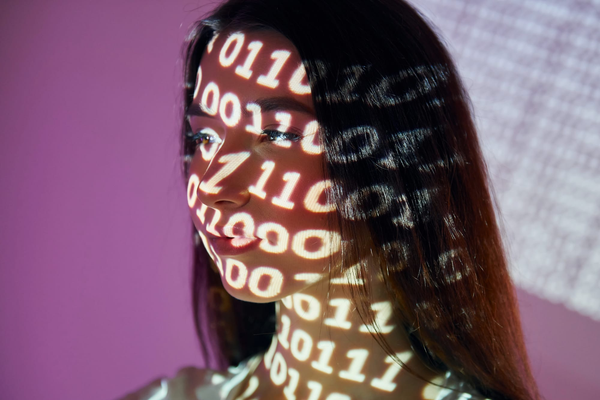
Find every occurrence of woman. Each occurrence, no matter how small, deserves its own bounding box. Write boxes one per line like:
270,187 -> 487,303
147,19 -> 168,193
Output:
121,0 -> 539,399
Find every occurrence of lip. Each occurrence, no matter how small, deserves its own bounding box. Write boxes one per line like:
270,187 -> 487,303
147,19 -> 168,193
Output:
208,236 -> 261,256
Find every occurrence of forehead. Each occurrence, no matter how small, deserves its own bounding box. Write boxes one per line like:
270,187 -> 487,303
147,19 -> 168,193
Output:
198,29 -> 312,108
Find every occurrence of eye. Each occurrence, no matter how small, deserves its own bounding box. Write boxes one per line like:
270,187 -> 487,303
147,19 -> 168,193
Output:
261,129 -> 301,143
186,128 -> 222,149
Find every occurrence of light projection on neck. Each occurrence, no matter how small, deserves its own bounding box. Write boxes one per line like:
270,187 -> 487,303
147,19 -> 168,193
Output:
252,293 -> 413,399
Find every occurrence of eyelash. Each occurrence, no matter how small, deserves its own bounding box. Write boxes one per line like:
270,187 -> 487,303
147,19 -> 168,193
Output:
260,129 -> 301,143
186,128 -> 222,148
185,128 -> 301,149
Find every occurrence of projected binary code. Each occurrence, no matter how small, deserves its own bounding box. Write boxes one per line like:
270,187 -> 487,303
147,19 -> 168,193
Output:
419,0 -> 600,321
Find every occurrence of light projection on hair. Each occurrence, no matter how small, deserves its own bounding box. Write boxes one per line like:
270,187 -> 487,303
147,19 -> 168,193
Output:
289,63 -> 311,95
370,352 -> 413,392
272,172 -> 300,209
200,82 -> 220,115
341,184 -> 396,220
219,92 -> 242,127
235,40 -> 264,79
364,66 -> 440,107
199,151 -> 250,194
192,66 -> 202,99
325,65 -> 367,103
329,126 -> 379,164
257,50 -> 291,88
339,349 -> 369,382
219,32 -> 245,67
324,298 -> 353,329
359,301 -> 395,334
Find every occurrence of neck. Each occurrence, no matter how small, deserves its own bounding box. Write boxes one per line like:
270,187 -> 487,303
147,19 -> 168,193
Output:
240,269 -> 446,399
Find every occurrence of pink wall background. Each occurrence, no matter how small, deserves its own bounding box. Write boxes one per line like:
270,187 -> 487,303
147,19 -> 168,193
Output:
0,1 -> 598,399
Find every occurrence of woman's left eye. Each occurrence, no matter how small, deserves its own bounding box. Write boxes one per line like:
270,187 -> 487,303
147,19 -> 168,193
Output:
261,129 -> 301,143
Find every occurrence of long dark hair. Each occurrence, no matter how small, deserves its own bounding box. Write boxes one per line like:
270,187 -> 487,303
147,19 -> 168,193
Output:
181,1 -> 539,399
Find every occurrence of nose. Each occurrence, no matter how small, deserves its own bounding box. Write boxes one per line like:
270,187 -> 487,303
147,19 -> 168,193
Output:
195,150 -> 252,209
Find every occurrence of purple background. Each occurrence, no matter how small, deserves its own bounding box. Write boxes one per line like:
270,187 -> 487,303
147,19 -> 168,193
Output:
0,1 -> 598,399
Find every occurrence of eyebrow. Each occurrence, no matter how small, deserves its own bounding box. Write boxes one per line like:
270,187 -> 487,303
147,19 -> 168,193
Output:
186,96 -> 314,119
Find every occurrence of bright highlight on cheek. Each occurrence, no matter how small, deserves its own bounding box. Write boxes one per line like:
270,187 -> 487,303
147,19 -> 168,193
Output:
187,174 -> 200,208
257,222 -> 289,253
304,180 -> 335,213
291,230 -> 341,260
272,172 -> 300,209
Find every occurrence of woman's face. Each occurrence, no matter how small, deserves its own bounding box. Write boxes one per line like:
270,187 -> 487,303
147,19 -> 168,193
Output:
186,29 -> 339,302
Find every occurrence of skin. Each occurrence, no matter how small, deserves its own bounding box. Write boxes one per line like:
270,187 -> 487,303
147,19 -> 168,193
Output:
121,29 -> 451,400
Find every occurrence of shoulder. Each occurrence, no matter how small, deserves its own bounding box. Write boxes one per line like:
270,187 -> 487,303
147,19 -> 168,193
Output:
116,357 -> 261,400
432,370 -> 491,400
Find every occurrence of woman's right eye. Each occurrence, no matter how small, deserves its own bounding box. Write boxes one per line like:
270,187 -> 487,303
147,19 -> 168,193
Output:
186,128 -> 222,148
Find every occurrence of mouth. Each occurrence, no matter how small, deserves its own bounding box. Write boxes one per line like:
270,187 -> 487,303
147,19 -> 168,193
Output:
207,235 -> 261,256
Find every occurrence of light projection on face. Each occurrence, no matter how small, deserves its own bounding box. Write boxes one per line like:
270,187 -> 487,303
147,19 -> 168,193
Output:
186,30 -> 337,302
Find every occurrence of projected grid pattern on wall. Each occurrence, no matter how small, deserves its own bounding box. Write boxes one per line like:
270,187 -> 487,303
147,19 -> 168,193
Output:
419,0 -> 600,320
